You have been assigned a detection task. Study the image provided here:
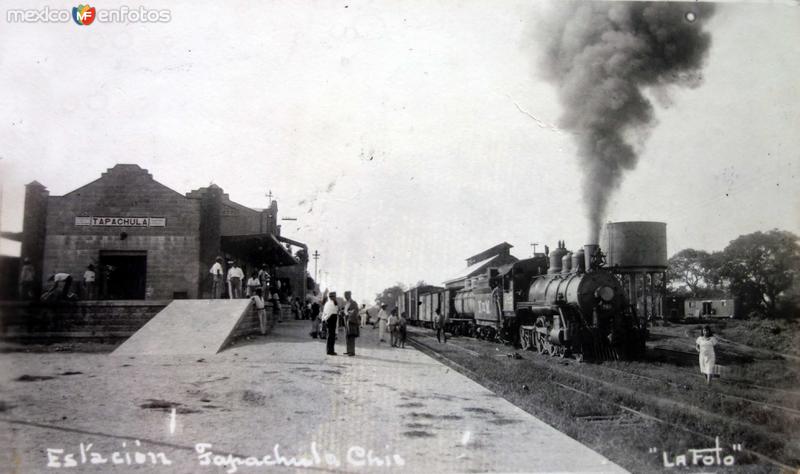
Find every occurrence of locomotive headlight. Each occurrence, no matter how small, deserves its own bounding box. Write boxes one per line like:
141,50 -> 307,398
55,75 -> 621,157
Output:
596,286 -> 615,303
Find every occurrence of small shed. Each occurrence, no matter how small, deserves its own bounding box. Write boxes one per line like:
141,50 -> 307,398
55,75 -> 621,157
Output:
685,298 -> 736,318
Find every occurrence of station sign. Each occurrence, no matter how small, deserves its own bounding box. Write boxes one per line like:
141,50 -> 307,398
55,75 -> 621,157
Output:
74,216 -> 167,227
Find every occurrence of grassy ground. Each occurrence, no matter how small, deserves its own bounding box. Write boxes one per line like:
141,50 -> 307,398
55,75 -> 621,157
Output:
715,318 -> 800,357
408,326 -> 800,473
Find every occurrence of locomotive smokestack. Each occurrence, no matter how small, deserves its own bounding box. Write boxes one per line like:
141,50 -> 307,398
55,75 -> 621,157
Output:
584,244 -> 599,272
536,3 -> 716,242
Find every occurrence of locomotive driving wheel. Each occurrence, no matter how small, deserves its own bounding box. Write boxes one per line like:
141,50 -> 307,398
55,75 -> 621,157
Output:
534,316 -> 550,355
546,341 -> 557,357
519,327 -> 532,351
535,333 -> 545,354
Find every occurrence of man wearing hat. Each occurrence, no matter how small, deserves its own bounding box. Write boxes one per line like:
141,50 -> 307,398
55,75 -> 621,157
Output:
377,303 -> 390,343
343,291 -> 360,356
209,257 -> 224,299
322,291 -> 339,355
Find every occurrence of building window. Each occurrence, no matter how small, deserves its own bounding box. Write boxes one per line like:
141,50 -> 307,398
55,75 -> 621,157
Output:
721,300 -> 726,307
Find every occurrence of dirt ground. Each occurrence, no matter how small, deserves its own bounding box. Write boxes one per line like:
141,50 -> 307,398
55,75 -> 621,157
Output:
0,320 -> 624,473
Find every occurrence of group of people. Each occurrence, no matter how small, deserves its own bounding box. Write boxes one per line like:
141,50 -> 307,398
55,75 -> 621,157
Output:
209,257 -> 277,300
320,291 -> 361,356
25,261 -> 99,302
374,305 -> 408,348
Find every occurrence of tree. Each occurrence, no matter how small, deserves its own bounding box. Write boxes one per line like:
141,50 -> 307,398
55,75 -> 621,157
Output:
719,230 -> 800,317
374,283 -> 406,311
667,249 -> 720,297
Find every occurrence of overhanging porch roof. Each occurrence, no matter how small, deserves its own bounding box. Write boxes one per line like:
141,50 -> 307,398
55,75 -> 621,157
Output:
221,233 -> 298,267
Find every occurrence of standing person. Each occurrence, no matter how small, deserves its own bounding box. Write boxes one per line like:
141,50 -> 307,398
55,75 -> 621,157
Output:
696,325 -> 718,384
343,291 -> 360,356
246,271 -> 261,297
258,264 -> 270,295
388,309 -> 399,347
83,264 -> 97,300
18,258 -> 35,300
360,304 -> 368,328
398,311 -> 408,348
311,300 -> 321,323
252,288 -> 268,335
377,303 -> 389,343
322,292 -> 339,355
209,257 -> 224,299
435,308 -> 448,343
271,290 -> 282,323
227,261 -> 244,299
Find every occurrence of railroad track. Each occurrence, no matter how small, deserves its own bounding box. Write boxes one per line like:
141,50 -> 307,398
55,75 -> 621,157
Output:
592,362 -> 800,417
647,346 -> 800,399
407,331 -> 799,473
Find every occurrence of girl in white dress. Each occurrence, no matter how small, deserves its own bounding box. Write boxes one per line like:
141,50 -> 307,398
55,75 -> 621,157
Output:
695,325 -> 717,384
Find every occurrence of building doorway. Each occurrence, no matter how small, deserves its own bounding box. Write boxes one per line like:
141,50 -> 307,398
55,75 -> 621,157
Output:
99,251 -> 147,299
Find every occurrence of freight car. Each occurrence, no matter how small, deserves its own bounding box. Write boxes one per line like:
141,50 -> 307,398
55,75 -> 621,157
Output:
397,284 -> 441,327
397,285 -> 472,334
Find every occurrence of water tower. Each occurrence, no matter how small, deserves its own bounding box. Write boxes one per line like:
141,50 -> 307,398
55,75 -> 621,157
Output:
601,221 -> 667,321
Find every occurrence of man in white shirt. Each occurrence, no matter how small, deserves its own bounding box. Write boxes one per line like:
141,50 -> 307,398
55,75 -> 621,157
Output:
227,261 -> 244,299
42,272 -> 73,301
322,291 -> 339,355
209,257 -> 224,299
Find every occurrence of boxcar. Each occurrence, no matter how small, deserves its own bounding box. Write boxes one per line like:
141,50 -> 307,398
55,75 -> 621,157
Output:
418,288 -> 444,328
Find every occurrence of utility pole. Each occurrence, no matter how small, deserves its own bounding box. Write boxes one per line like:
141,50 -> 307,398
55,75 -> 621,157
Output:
530,242 -> 539,256
312,250 -> 320,283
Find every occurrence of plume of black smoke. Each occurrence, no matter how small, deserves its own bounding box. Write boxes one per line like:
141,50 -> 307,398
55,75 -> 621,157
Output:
539,2 -> 715,242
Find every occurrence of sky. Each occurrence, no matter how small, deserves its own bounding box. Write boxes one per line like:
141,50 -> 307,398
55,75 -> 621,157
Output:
0,0 -> 798,303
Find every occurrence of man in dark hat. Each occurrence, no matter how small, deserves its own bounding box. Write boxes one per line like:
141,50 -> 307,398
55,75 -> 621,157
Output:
343,291 -> 360,356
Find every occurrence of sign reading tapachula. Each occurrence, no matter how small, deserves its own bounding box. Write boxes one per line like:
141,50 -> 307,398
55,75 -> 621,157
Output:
75,216 -> 167,227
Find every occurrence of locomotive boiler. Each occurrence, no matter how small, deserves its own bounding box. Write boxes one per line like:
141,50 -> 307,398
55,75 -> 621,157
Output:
515,242 -> 645,360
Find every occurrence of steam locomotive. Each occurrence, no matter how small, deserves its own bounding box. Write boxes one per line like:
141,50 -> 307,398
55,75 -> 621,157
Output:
398,242 -> 646,361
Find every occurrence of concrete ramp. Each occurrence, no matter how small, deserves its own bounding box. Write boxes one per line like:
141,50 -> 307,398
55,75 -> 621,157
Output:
112,299 -> 252,356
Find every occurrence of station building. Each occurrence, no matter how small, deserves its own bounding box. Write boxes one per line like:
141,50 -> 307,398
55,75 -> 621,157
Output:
19,164 -> 310,301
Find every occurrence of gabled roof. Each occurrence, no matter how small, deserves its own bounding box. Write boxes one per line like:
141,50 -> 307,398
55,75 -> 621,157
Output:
466,242 -> 513,266
61,164 -> 185,199
443,254 -> 500,285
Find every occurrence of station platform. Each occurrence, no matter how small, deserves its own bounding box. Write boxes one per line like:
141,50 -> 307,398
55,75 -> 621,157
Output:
0,319 -> 626,473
